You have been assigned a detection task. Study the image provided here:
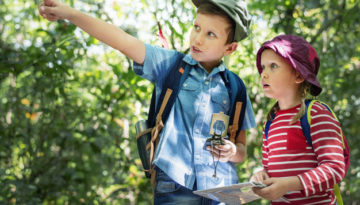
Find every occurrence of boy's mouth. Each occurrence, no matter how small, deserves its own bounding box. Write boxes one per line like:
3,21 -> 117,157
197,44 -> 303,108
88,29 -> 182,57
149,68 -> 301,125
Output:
192,46 -> 201,53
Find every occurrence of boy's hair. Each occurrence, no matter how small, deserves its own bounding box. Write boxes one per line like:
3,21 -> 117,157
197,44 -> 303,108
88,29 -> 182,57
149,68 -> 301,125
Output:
197,2 -> 236,44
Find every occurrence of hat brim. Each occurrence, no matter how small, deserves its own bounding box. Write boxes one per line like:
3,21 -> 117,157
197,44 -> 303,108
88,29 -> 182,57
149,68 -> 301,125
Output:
192,0 -> 202,7
256,44 -> 322,96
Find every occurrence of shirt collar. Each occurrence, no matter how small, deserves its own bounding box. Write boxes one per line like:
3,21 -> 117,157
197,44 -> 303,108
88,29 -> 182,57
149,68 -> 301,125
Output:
183,54 -> 228,79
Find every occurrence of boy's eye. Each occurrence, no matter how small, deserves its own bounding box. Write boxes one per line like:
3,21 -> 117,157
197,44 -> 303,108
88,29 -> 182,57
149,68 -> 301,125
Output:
194,25 -> 200,31
208,32 -> 216,37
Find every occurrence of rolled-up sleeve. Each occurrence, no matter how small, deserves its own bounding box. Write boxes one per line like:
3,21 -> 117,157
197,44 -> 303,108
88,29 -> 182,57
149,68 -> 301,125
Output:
133,44 -> 178,84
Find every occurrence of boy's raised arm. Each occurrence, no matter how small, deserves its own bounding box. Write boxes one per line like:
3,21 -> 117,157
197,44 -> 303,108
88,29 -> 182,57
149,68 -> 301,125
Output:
38,0 -> 146,64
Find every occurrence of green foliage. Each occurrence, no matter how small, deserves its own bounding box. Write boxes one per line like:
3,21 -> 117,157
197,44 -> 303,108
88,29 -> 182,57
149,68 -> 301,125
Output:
0,0 -> 359,204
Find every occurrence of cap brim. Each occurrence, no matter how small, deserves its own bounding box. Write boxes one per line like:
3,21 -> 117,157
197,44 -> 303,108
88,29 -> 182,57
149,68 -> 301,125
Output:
192,0 -> 203,7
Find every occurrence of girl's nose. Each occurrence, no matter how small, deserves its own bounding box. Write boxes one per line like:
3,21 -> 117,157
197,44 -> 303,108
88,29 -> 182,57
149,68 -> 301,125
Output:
260,69 -> 268,79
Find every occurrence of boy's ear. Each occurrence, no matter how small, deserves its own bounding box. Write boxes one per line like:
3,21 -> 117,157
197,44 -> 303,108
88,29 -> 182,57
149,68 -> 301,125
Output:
224,42 -> 238,56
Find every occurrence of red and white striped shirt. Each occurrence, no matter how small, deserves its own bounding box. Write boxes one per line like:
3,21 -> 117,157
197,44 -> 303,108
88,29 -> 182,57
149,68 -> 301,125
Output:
262,102 -> 345,205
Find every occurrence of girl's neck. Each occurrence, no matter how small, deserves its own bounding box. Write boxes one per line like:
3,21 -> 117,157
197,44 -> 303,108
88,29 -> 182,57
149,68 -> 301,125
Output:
278,96 -> 302,110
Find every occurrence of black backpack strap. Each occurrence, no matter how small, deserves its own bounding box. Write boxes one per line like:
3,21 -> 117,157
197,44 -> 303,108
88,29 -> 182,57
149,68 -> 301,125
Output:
147,53 -> 187,127
155,53 -> 189,126
145,53 -> 188,177
221,70 -> 247,143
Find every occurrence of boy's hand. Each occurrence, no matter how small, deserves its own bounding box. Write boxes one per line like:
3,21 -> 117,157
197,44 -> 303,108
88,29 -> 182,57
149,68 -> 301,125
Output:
206,139 -> 237,162
39,0 -> 73,22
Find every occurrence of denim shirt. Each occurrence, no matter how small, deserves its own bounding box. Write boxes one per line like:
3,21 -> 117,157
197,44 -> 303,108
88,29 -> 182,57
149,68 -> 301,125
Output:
133,44 -> 256,190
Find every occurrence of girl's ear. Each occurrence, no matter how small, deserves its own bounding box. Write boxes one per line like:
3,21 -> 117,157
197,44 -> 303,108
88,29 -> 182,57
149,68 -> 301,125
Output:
224,42 -> 238,56
295,71 -> 305,84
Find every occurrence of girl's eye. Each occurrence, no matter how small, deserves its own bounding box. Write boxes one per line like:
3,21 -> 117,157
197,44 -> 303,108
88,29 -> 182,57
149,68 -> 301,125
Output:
194,25 -> 200,31
270,63 -> 278,69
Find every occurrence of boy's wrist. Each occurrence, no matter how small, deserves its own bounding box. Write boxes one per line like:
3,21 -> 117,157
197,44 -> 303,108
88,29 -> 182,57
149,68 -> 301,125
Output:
66,6 -> 77,21
230,143 -> 246,163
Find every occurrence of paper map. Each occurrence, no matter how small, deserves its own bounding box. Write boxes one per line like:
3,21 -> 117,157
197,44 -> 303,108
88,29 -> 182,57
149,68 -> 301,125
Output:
193,181 -> 265,204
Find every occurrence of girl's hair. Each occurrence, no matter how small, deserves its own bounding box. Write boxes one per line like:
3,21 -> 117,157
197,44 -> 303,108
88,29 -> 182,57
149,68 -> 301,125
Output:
197,3 -> 235,44
267,81 -> 312,124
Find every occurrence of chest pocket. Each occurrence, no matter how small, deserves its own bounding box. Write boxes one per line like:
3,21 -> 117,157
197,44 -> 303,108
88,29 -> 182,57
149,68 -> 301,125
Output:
286,127 -> 308,150
179,77 -> 200,98
211,93 -> 230,113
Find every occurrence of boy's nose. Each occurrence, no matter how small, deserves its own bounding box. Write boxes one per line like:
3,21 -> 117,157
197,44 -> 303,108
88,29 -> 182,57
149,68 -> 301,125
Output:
194,33 -> 203,45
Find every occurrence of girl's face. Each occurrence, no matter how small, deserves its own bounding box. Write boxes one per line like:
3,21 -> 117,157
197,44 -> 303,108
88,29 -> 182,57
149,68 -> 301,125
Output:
260,49 -> 304,107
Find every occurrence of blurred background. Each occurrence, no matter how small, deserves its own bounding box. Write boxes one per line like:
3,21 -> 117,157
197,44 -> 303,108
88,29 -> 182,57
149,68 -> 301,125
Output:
1,0 -> 359,204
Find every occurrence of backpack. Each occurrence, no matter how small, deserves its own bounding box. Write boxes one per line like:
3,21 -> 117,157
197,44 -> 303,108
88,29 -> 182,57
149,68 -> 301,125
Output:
135,53 -> 248,181
264,99 -> 350,205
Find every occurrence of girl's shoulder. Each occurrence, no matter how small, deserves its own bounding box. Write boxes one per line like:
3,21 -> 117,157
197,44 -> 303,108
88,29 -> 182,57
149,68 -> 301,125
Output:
309,101 -> 339,124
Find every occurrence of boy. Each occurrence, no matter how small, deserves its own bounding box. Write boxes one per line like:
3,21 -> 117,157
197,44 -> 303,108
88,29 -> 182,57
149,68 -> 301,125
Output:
39,0 -> 256,204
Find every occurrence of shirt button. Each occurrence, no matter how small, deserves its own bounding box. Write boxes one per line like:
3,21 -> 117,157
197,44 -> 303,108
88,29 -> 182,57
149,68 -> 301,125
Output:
183,83 -> 187,87
223,100 -> 227,104
205,81 -> 209,85
195,129 -> 200,133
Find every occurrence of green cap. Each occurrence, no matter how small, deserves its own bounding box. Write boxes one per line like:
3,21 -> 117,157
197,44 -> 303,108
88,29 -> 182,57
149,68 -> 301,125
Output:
192,0 -> 251,42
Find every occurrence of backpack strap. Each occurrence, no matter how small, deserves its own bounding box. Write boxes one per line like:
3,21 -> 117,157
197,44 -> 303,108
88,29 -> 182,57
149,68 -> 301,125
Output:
145,53 -> 188,176
301,99 -> 346,149
264,118 -> 271,141
300,99 -> 315,148
264,114 -> 275,140
147,53 -> 187,128
222,70 -> 247,143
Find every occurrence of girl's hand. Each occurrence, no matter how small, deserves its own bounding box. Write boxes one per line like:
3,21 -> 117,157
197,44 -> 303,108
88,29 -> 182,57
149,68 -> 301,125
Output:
252,176 -> 302,201
206,139 -> 237,162
250,170 -> 269,183
38,0 -> 74,22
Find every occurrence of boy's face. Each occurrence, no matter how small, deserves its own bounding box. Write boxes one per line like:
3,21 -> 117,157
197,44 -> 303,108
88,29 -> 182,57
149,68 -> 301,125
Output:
260,49 -> 304,102
190,13 -> 237,72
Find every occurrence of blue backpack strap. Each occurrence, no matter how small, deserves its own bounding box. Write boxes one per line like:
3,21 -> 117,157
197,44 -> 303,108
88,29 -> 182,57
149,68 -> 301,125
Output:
147,53 -> 187,127
264,113 -> 276,140
300,99 -> 315,149
221,70 -> 247,143
264,119 -> 271,140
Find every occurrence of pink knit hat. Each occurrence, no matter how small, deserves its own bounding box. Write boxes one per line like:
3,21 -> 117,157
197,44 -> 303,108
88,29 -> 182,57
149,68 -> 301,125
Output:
256,34 -> 322,96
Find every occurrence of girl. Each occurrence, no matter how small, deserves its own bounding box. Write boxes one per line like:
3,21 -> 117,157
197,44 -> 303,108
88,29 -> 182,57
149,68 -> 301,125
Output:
251,34 -> 345,204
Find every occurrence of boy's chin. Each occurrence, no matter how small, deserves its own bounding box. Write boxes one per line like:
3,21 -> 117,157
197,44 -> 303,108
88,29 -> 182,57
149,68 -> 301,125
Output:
190,53 -> 201,61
